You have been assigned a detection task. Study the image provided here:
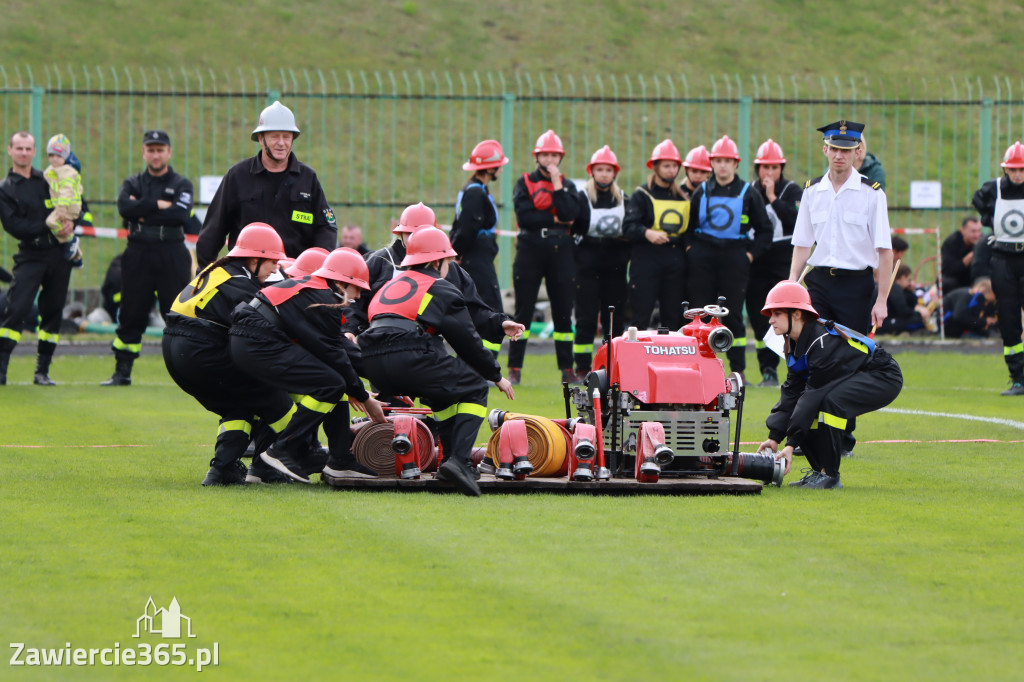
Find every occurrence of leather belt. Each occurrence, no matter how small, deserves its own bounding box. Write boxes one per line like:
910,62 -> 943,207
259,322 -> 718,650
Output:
993,242 -> 1024,253
369,316 -> 421,332
127,223 -> 185,242
824,266 -> 872,277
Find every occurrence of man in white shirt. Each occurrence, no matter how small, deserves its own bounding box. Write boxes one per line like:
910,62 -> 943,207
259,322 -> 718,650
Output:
789,120 -> 893,334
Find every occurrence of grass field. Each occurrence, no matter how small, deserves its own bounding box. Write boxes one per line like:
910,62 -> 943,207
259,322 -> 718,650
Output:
1,348 -> 1022,680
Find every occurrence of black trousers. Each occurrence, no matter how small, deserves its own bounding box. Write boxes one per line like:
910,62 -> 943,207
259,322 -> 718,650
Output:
801,350 -> 903,477
627,240 -> 686,331
990,251 -> 1024,380
804,267 -> 875,334
460,235 -> 503,313
746,241 -> 793,375
574,240 -> 629,372
687,241 -> 750,373
113,240 -> 192,358
362,336 -> 490,465
0,245 -> 71,358
508,234 -> 576,370
163,332 -> 294,466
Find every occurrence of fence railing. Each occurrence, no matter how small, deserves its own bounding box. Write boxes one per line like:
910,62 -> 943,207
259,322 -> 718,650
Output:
2,66 -> 1023,299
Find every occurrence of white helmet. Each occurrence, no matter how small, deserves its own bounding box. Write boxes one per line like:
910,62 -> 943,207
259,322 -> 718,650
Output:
251,101 -> 300,142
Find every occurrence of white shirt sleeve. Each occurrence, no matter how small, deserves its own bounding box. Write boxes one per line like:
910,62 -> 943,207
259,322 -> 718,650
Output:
792,186 -> 815,247
871,189 -> 892,249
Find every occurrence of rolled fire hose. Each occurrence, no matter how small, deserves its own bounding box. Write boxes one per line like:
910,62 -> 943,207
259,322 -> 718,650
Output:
485,413 -> 570,477
352,418 -> 437,476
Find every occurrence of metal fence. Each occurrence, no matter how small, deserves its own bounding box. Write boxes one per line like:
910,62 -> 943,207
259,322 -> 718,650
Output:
2,66 -> 1023,301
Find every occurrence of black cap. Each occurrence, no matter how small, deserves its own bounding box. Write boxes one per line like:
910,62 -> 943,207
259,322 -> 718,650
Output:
816,120 -> 865,149
142,130 -> 171,146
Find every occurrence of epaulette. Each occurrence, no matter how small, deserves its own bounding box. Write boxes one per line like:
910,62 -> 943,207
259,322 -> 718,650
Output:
860,177 -> 882,190
805,175 -> 823,190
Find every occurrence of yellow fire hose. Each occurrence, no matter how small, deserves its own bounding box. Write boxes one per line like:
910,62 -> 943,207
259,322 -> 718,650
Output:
485,413 -> 569,477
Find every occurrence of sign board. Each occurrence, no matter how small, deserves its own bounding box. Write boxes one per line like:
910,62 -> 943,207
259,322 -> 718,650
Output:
909,181 -> 942,209
199,176 -> 223,205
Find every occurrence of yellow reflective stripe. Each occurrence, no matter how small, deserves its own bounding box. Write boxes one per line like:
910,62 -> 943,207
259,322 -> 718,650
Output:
0,328 -> 22,342
552,332 -> 573,342
847,338 -> 869,354
755,340 -> 766,350
218,420 -> 252,436
519,330 -> 531,340
417,293 -> 434,315
820,412 -> 848,430
482,339 -> 502,351
37,330 -> 59,344
270,404 -> 297,432
291,210 -> 313,224
732,336 -> 747,347
82,211 -> 94,222
113,292 -> 122,303
112,338 -> 142,354
1004,344 -> 1024,356
298,394 -> 335,414
740,214 -> 750,224
573,343 -> 593,354
44,198 -> 53,209
433,402 -> 488,421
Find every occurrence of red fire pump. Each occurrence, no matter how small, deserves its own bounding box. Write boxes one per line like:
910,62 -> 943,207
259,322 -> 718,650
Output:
566,300 -> 783,485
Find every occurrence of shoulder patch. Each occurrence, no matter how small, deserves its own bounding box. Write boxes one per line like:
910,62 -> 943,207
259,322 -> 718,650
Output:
860,177 -> 881,190
805,175 -> 823,189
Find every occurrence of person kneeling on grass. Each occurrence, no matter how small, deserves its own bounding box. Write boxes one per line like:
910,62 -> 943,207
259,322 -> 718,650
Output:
229,247 -> 387,484
358,227 -> 515,497
756,280 -> 903,489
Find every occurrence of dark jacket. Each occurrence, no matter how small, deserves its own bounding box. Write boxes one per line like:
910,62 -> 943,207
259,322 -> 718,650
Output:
940,231 -> 974,291
165,261 -> 261,336
197,152 -> 337,267
753,176 -> 800,245
942,287 -> 994,337
858,153 -> 886,189
512,169 -> 581,233
0,168 -> 57,248
451,180 -> 498,256
117,166 -> 193,241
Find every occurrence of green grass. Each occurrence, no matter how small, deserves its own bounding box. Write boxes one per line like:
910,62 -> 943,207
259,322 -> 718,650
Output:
1,349 -> 1022,680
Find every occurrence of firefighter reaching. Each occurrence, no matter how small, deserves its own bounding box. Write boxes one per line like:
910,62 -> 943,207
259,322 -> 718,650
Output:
358,227 -> 515,497
757,281 -> 903,489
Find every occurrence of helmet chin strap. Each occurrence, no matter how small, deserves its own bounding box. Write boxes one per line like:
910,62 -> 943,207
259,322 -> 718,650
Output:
594,179 -> 613,190
261,136 -> 282,163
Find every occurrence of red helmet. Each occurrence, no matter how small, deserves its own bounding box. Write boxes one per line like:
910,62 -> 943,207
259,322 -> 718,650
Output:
586,145 -> 620,174
761,281 -> 818,318
683,145 -> 712,172
393,202 -> 438,235
227,223 -> 286,260
400,227 -> 458,267
754,139 -> 786,165
710,135 -> 741,161
284,247 -> 330,278
463,139 -> 510,171
313,247 -> 370,290
647,139 -> 682,169
532,129 -> 565,156
1002,141 -> 1024,169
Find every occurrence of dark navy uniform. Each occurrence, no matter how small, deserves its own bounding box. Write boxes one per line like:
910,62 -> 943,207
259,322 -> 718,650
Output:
109,165 -> 194,378
573,186 -> 629,373
766,320 -> 902,480
359,266 -> 502,467
451,180 -> 503,335
196,152 -> 338,268
508,170 -> 581,372
972,176 -> 1024,386
623,181 -> 690,330
0,167 -> 72,384
163,261 -> 294,479
230,277 -> 370,468
687,176 -> 773,375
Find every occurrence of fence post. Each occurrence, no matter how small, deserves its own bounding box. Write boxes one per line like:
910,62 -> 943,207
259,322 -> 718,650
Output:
498,92 -> 516,291
30,85 -> 43,168
266,89 -> 281,106
738,95 -> 752,170
979,97 -> 993,188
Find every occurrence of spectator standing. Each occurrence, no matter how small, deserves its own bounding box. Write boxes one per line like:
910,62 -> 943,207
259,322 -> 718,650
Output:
687,135 -> 773,380
745,139 -> 800,387
0,132 -> 74,386
571,145 -> 630,379
940,217 -> 983,293
102,130 -> 193,386
507,130 -> 581,385
340,224 -> 369,256
853,134 -> 886,189
970,141 -> 1024,395
196,101 -> 338,268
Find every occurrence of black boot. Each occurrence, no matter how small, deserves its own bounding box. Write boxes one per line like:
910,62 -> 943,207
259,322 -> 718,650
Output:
33,353 -> 57,386
0,350 -> 10,386
101,353 -> 134,386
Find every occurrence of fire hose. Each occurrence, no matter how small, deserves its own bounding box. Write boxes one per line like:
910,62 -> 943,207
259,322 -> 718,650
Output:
485,412 -> 570,477
352,418 -> 437,476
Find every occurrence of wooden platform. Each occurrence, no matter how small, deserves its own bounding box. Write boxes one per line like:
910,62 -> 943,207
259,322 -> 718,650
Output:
323,473 -> 762,496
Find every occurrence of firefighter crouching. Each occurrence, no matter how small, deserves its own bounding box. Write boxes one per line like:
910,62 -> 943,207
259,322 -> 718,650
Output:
358,227 -> 516,497
757,281 -> 903,489
229,248 -> 387,484
163,223 -> 294,485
